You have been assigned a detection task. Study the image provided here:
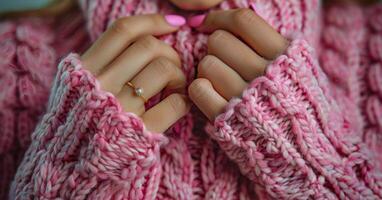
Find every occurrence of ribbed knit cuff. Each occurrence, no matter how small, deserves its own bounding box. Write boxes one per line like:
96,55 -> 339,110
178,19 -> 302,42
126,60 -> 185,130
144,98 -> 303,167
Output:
12,54 -> 168,199
207,39 -> 382,199
48,53 -> 167,143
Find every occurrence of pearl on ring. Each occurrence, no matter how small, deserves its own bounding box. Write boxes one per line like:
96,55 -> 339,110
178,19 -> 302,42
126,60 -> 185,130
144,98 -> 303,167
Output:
126,82 -> 147,103
135,87 -> 144,97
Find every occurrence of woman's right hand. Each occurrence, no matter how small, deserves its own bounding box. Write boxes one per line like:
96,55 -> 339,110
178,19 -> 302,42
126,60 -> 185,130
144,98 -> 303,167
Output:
81,14 -> 190,133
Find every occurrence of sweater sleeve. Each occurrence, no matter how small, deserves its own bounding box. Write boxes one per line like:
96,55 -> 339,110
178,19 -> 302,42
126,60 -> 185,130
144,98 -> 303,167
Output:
11,54 -> 168,200
206,39 -> 382,199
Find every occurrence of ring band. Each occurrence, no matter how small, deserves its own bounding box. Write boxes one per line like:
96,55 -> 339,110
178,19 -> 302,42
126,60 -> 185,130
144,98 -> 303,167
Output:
126,82 -> 147,103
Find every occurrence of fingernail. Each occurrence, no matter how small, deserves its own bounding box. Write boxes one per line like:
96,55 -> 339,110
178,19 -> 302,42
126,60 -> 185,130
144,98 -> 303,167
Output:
188,14 -> 206,28
165,15 -> 186,26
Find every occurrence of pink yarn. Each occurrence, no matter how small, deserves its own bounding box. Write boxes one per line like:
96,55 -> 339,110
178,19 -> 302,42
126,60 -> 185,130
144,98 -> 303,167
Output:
0,13 -> 88,199
210,39 -> 382,199
0,19 -> 56,200
363,5 -> 382,169
1,0 -> 382,199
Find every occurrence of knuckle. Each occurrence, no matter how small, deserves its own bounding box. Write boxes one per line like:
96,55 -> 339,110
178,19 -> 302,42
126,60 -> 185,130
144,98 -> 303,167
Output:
110,18 -> 133,35
152,14 -> 165,26
163,44 -> 182,67
98,74 -> 121,94
233,8 -> 256,24
188,78 -> 211,100
208,30 -> 228,46
136,35 -> 159,51
152,57 -> 175,76
162,45 -> 182,67
167,94 -> 187,112
198,55 -> 218,75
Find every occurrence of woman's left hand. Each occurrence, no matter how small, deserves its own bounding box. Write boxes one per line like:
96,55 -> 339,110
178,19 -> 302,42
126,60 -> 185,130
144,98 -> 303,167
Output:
188,8 -> 289,120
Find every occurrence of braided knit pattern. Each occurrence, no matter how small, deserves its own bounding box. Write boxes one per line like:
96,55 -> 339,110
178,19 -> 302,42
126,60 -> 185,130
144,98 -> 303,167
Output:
4,0 -> 382,199
0,13 -> 88,199
78,0 -> 321,82
209,39 -> 382,199
362,5 -> 382,169
12,54 -> 168,199
72,1 -> 321,199
319,3 -> 382,173
320,5 -> 366,135
0,18 -> 57,200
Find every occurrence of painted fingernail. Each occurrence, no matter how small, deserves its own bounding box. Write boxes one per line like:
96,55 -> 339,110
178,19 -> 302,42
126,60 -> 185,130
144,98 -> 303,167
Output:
188,14 -> 206,28
165,15 -> 186,26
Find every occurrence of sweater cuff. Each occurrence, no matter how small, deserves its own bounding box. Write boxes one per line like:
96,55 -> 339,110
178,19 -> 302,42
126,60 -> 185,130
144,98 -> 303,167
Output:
54,53 -> 168,175
13,53 -> 168,199
207,39 -> 382,199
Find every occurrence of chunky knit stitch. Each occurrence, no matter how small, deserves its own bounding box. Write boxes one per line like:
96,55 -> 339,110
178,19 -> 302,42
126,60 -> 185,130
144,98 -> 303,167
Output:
208,39 -> 382,199
1,0 -> 382,199
12,54 -> 168,199
0,12 -> 88,199
362,5 -> 382,168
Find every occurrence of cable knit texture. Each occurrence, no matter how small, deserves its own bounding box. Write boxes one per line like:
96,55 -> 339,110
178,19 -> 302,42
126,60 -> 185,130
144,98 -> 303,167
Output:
0,0 -> 381,199
12,54 -> 167,199
208,39 -> 382,199
0,12 -> 88,199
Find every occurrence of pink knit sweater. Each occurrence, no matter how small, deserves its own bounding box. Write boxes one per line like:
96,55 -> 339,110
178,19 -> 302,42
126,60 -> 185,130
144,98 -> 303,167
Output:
1,0 -> 382,199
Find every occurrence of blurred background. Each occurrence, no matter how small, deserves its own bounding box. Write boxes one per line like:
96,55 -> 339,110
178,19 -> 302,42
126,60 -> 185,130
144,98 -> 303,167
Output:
0,0 -> 88,199
0,0 -> 75,18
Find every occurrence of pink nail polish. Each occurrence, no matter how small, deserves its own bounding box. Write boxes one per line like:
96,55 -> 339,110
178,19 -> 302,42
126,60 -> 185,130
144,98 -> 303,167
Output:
188,14 -> 206,28
165,15 -> 186,27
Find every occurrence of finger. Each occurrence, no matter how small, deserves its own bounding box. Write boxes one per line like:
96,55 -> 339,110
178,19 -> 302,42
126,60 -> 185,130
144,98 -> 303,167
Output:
188,78 -> 227,121
117,57 -> 186,115
116,84 -> 146,115
207,30 -> 268,81
142,94 -> 191,133
98,35 -> 181,94
198,55 -> 247,100
81,14 -> 185,75
193,9 -> 288,60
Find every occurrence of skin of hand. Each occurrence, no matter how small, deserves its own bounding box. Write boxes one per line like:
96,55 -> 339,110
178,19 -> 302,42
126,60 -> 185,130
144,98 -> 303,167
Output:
81,14 -> 191,133
187,8 -> 289,121
80,8 -> 288,132
9,0 -> 371,131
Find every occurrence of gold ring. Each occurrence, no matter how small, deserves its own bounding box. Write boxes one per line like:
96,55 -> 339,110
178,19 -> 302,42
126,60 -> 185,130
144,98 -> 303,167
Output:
126,82 -> 147,103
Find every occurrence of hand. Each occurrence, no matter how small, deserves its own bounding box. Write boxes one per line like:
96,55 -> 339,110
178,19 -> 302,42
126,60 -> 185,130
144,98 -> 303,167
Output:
81,14 -> 190,133
188,8 -> 289,120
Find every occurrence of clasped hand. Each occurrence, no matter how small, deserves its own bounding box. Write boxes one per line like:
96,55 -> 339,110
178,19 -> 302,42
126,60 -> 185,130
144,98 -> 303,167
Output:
81,9 -> 288,133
